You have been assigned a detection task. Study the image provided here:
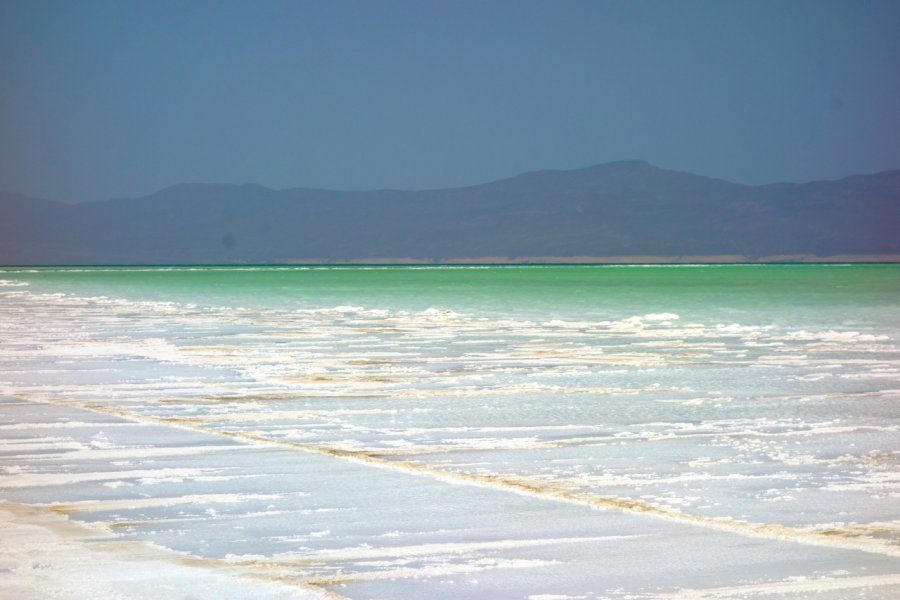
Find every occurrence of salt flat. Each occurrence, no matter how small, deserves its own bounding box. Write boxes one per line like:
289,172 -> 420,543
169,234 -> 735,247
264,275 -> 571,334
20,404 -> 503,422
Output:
1,265 -> 899,598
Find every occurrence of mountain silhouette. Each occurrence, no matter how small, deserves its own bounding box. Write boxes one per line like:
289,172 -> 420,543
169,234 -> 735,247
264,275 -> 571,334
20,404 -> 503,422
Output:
2,161 -> 898,264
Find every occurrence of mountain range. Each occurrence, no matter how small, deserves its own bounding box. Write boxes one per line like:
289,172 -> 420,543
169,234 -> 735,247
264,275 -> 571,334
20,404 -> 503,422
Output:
2,161 -> 898,264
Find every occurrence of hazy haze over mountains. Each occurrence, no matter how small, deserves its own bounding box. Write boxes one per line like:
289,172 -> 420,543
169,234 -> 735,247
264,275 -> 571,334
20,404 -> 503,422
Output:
2,161 -> 898,264
3,2 -> 900,205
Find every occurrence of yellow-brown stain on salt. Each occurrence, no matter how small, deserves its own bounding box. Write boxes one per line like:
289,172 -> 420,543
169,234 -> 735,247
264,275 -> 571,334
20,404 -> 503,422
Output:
12,392 -> 900,559
4,501 -> 349,599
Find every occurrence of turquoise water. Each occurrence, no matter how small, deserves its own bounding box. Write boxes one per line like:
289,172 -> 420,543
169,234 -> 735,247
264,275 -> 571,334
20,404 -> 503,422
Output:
1,264 -> 899,598
4,264 -> 899,325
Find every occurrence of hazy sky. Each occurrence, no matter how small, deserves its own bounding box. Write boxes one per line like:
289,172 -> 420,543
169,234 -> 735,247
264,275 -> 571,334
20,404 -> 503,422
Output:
2,0 -> 899,202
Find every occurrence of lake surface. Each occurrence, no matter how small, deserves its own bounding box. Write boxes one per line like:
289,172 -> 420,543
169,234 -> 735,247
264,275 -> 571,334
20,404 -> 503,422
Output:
1,265 -> 899,599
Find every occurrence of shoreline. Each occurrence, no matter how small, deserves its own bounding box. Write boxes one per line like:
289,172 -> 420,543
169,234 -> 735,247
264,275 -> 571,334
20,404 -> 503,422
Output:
2,254 -> 900,268
282,254 -> 900,265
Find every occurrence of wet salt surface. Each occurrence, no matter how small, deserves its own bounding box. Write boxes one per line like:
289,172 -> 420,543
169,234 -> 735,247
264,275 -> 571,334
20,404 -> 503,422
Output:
1,272 -> 900,598
3,398 -> 899,599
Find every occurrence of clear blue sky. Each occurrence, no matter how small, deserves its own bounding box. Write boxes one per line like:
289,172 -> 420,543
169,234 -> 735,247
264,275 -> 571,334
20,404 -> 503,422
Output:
2,0 -> 899,202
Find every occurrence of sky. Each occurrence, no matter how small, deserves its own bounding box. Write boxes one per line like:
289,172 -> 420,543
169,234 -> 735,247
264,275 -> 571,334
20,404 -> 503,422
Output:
1,0 -> 899,203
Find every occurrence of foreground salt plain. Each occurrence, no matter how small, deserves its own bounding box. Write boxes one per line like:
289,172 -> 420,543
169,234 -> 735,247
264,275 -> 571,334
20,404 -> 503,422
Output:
1,266 -> 899,598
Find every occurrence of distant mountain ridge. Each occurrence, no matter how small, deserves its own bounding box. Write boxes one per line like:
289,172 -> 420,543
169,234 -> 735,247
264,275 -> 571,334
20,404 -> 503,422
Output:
2,161 -> 898,264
